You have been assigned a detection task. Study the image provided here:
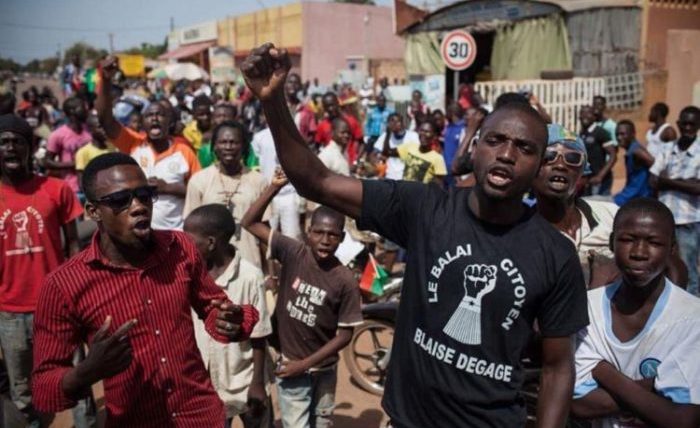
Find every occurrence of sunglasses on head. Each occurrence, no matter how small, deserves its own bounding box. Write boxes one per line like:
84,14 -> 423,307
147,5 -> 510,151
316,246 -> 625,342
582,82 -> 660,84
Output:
543,149 -> 585,167
92,185 -> 158,212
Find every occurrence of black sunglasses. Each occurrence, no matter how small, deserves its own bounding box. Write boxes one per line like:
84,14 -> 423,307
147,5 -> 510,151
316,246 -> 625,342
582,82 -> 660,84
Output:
543,150 -> 584,167
92,185 -> 158,212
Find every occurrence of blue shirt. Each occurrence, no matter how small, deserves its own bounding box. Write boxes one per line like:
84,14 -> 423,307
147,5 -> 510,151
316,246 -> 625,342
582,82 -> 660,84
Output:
442,122 -> 465,185
614,141 -> 652,206
364,106 -> 393,138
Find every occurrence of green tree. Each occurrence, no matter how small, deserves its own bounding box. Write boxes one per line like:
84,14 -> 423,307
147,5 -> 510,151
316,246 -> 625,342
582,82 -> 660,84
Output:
62,42 -> 108,65
40,57 -> 60,74
24,59 -> 42,73
0,57 -> 21,73
124,40 -> 167,59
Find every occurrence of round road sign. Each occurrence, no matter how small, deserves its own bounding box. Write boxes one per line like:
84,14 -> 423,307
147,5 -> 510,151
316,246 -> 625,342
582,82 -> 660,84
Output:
440,30 -> 477,71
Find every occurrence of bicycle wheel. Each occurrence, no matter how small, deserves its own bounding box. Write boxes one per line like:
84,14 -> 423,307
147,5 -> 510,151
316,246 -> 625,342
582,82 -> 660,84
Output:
342,319 -> 394,396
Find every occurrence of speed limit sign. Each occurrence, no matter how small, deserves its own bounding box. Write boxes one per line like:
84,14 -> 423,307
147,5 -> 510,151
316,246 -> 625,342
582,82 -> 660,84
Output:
440,30 -> 477,71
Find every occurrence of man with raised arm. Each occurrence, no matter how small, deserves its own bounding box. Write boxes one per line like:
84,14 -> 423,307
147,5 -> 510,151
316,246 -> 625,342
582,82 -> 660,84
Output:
241,43 -> 588,428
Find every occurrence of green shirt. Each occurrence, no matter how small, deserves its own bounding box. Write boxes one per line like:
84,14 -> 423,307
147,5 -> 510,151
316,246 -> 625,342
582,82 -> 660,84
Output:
197,141 -> 260,169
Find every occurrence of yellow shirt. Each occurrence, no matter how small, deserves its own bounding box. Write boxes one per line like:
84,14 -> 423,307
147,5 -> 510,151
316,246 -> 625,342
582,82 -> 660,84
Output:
183,121 -> 203,151
397,142 -> 447,184
74,142 -> 116,171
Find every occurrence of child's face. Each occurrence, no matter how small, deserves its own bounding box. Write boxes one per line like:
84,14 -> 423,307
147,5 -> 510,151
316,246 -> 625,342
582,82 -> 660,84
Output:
307,216 -> 343,262
612,212 -> 674,288
183,223 -> 212,260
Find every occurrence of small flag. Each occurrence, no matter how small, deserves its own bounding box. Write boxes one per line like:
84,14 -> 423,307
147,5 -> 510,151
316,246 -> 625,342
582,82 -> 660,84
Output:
359,254 -> 388,296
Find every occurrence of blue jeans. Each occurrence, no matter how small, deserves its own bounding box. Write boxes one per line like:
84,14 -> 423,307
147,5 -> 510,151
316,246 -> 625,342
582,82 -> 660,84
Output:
676,223 -> 700,296
276,368 -> 337,428
0,312 -> 97,428
0,312 -> 40,427
224,394 -> 274,428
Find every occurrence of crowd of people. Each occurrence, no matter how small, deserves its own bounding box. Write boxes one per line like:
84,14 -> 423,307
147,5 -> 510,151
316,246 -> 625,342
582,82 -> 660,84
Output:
0,43 -> 698,428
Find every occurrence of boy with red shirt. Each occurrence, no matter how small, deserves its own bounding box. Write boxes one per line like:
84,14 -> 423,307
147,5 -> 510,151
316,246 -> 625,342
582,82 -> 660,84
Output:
314,92 -> 363,165
0,115 -> 83,427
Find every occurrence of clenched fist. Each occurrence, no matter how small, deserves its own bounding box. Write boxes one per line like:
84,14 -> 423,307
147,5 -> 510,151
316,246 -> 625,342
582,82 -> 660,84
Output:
463,264 -> 498,300
240,43 -> 292,101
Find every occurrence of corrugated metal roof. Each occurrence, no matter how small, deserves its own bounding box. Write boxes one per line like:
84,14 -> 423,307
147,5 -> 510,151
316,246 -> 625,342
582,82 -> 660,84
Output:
542,0 -> 642,12
402,0 -> 642,34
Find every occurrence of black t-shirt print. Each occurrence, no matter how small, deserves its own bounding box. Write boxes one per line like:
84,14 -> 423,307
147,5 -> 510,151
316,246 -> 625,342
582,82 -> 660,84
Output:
580,125 -> 612,177
270,231 -> 363,368
357,180 -> 589,428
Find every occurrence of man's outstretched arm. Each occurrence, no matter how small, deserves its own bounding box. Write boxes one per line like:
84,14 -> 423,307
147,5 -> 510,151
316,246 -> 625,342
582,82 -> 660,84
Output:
241,43 -> 363,219
95,56 -> 124,140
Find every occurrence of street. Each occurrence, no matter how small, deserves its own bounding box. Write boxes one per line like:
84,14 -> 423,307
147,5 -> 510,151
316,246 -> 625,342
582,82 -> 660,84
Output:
48,342 -> 389,428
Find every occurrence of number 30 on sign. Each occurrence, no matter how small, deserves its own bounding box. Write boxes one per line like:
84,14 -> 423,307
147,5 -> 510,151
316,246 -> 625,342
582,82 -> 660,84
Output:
440,30 -> 477,71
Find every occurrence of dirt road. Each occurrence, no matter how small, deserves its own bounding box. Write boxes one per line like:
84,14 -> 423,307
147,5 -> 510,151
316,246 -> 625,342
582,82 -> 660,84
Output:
49,352 -> 389,428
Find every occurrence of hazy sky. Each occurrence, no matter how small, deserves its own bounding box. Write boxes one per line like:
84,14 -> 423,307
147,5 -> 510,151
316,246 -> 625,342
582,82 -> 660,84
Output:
1,0 -> 394,64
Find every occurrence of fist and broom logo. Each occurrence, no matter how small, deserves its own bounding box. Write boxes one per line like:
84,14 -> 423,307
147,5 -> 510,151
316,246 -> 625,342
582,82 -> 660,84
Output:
443,264 -> 498,345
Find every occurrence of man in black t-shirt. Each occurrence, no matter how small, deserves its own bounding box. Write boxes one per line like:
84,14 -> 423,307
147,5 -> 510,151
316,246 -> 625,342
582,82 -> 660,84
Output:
241,43 -> 589,428
579,105 -> 617,196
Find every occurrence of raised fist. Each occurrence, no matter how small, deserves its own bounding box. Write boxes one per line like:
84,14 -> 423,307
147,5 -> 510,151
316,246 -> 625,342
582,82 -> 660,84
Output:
443,263 -> 498,345
99,55 -> 120,83
240,43 -> 291,101
463,264 -> 498,302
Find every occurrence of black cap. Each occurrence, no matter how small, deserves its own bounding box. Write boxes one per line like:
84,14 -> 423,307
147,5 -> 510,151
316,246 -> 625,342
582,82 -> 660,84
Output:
0,114 -> 33,143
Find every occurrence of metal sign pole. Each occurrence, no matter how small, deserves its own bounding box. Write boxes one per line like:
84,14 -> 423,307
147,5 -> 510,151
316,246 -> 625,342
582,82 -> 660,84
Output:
453,70 -> 459,104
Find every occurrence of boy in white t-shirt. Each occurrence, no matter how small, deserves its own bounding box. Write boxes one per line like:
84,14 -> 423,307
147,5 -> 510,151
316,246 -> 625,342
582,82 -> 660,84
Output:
571,198 -> 700,428
184,204 -> 274,427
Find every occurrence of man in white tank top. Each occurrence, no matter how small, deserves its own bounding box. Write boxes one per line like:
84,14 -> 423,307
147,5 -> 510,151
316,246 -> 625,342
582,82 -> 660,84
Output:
645,102 -> 677,158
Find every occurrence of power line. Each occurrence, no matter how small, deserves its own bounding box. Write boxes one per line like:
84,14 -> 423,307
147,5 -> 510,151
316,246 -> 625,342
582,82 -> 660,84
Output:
0,22 -> 168,33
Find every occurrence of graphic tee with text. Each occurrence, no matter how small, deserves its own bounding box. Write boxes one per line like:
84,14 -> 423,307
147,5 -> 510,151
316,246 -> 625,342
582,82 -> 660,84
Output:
358,180 -> 588,427
270,232 -> 362,368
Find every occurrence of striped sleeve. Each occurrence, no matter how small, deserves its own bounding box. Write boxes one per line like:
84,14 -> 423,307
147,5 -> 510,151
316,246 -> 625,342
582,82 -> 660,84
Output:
183,234 -> 259,342
32,276 -> 83,412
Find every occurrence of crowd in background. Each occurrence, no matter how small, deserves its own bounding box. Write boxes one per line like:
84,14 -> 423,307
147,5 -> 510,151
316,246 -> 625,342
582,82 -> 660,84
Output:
0,48 -> 698,428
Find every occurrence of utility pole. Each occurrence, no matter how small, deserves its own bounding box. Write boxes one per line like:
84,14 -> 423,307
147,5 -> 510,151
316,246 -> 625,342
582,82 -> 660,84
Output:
109,33 -> 114,53
170,17 -> 174,32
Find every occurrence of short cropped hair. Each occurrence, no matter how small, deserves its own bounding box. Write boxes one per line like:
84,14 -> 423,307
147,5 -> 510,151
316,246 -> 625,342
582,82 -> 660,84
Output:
679,105 -> 700,120
62,97 -> 83,116
613,197 -> 675,241
186,204 -> 236,243
651,102 -> 669,118
214,103 -> 237,118
82,152 -> 140,201
192,94 -> 212,110
310,206 -> 345,231
617,119 -> 635,133
494,92 -> 529,109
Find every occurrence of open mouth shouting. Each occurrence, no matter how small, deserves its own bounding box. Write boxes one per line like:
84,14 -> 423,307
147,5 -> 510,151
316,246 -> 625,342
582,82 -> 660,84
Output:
132,217 -> 152,239
547,173 -> 571,192
1,153 -> 22,170
147,122 -> 164,140
486,166 -> 514,188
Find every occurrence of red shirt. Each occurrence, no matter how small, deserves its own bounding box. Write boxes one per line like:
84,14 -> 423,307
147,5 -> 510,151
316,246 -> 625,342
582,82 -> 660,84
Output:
0,176 -> 82,312
32,230 -> 259,427
294,103 -> 317,143
315,113 -> 363,165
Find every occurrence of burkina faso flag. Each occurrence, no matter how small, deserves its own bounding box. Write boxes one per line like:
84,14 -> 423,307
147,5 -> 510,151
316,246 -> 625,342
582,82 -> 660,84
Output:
359,254 -> 388,296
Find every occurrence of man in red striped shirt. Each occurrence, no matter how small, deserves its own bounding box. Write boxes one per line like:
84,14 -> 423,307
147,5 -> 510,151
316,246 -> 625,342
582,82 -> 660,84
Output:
32,152 -> 259,427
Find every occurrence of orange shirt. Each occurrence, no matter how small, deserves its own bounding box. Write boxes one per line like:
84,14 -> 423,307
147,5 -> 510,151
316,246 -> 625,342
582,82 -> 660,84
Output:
112,126 -> 201,230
